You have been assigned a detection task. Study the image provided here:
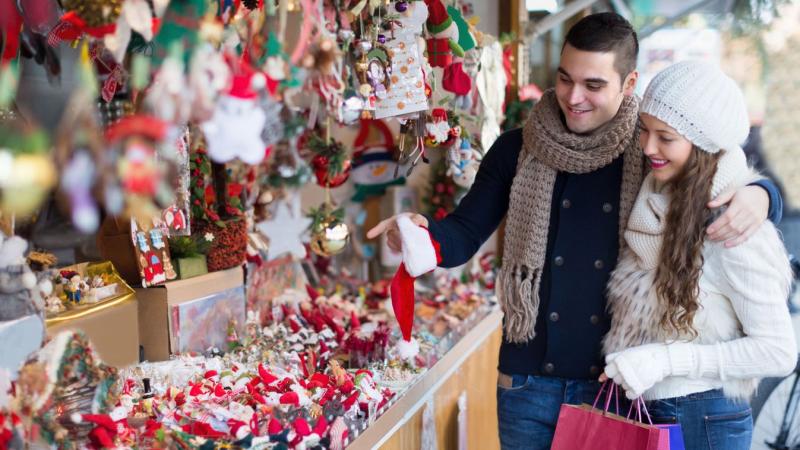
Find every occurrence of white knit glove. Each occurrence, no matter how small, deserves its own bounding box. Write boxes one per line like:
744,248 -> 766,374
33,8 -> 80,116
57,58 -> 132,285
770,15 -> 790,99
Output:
604,343 -> 675,400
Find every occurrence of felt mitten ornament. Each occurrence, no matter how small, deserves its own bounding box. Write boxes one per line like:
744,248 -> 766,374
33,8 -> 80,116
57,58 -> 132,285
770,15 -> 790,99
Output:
390,214 -> 441,360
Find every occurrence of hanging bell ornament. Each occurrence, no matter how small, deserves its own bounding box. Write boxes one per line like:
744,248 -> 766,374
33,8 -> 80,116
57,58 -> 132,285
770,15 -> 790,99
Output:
309,211 -> 350,257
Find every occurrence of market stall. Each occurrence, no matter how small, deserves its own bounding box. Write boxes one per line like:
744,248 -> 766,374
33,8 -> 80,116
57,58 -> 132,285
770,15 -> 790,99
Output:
0,0 -> 510,448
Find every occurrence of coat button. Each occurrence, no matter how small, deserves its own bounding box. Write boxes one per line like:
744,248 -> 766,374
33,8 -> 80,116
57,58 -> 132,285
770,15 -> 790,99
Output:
544,363 -> 555,374
590,366 -> 600,376
602,203 -> 613,213
594,259 -> 604,269
549,312 -> 560,322
590,315 -> 600,325
562,199 -> 571,209
554,256 -> 564,266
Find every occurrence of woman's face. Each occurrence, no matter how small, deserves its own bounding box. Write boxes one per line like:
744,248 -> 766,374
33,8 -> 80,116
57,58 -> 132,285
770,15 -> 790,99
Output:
638,113 -> 694,183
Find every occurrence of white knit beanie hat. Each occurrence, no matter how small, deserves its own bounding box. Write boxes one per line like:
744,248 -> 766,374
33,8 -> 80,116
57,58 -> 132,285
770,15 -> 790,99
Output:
640,60 -> 750,154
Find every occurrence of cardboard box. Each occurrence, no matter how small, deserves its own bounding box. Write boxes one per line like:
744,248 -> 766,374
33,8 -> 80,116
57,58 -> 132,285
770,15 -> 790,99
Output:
47,298 -> 139,368
136,266 -> 244,362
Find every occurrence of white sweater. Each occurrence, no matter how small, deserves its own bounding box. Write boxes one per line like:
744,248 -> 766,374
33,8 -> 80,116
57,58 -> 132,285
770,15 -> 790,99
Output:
603,148 -> 797,400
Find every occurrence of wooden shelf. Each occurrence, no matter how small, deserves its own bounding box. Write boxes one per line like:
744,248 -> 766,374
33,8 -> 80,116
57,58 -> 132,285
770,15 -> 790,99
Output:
348,309 -> 503,450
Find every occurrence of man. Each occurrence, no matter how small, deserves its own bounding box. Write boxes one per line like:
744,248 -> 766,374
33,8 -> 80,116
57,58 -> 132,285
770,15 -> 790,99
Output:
368,12 -> 782,450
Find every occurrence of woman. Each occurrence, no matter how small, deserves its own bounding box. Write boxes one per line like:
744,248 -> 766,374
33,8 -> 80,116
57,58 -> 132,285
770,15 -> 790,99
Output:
600,60 -> 797,450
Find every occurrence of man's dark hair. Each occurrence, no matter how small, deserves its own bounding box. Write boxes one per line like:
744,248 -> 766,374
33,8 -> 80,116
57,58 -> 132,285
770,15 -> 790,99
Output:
563,12 -> 639,82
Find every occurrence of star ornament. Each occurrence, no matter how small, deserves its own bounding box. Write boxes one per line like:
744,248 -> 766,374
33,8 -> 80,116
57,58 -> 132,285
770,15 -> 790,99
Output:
256,199 -> 310,260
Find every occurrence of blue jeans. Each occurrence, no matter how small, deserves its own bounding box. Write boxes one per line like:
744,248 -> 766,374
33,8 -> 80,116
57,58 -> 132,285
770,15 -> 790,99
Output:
646,389 -> 753,450
496,374 -> 606,450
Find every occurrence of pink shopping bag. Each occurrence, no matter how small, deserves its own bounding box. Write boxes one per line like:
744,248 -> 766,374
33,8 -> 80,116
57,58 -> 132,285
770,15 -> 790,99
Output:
551,382 -> 670,450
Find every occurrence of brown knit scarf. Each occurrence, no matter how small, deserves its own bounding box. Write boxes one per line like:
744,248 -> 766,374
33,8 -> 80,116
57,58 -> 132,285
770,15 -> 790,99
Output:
498,89 -> 644,344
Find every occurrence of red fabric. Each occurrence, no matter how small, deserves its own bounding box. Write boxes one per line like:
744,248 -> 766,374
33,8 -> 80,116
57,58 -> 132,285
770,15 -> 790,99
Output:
105,115 -> 169,142
0,0 -> 22,64
551,404 -> 669,450
389,228 -> 442,342
390,263 -> 415,342
502,44 -> 513,112
426,38 -> 453,68
279,391 -> 299,406
268,418 -> 283,435
424,0 -> 448,27
442,62 -> 472,96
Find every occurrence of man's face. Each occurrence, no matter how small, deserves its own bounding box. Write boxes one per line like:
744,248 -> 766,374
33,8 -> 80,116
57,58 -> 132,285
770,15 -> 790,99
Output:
555,44 -> 637,135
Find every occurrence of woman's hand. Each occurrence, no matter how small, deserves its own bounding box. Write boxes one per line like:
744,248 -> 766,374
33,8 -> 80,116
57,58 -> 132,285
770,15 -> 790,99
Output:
603,343 -> 672,400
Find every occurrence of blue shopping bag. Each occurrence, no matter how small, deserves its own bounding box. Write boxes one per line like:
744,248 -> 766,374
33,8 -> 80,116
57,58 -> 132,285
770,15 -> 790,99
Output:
656,423 -> 685,450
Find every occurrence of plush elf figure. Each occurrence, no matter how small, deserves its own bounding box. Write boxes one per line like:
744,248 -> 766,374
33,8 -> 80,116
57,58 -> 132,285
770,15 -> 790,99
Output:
423,0 -> 471,96
423,0 -> 462,68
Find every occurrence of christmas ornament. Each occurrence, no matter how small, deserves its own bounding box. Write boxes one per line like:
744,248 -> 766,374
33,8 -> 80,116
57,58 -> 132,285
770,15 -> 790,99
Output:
105,114 -> 172,224
424,0 -> 462,68
53,85 -> 107,233
307,203 -> 350,257
390,215 -> 441,360
374,0 -> 428,120
104,0 -> 158,63
130,217 -> 176,287
350,119 -> 404,202
424,108 -> 458,148
47,0 -> 123,47
150,0 -> 209,68
0,124 -> 55,218
256,197 -> 310,260
305,132 -> 352,188
423,0 -> 472,96
446,5 -> 476,52
202,70 -> 270,165
447,136 -> 482,188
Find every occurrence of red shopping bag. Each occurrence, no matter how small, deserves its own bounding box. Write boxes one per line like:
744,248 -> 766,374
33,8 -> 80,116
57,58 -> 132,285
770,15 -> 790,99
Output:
551,383 -> 670,450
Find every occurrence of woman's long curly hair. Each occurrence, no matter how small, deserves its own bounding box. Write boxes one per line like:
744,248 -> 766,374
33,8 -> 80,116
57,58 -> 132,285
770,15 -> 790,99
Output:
655,147 -> 722,337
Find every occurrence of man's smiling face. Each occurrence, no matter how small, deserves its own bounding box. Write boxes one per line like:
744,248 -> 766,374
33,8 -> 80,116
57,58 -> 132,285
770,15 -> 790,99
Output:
555,43 -> 637,135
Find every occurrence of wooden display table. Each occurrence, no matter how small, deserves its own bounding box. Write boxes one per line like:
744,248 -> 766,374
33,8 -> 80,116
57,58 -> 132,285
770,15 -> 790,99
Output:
349,309 -> 503,450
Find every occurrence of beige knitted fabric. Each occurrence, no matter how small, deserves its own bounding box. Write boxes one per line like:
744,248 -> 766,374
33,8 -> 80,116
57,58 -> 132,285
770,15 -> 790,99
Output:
624,147 -> 754,271
498,89 -> 644,343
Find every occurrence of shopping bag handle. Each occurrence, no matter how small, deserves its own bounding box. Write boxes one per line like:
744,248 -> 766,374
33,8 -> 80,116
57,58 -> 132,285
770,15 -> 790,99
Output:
626,397 -> 654,425
591,381 -> 620,415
